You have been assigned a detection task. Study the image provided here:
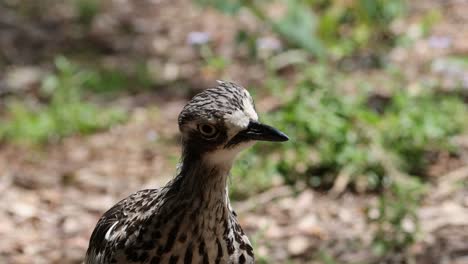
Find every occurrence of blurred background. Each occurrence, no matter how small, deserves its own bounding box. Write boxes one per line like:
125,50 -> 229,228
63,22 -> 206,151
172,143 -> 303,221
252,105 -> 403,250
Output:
0,0 -> 467,263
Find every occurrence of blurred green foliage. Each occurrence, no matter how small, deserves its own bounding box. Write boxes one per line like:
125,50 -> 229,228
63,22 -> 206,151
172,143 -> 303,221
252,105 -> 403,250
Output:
200,45 -> 231,73
272,0 -> 325,57
0,57 -> 127,144
196,0 -> 405,60
75,0 -> 100,26
230,64 -> 466,260
232,65 -> 467,196
1,0 -> 100,26
82,63 -> 154,94
316,0 -> 405,58
370,178 -> 425,258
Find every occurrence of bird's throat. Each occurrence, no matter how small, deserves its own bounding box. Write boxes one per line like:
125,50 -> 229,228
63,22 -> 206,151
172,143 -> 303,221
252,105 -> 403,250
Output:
170,149 -> 233,208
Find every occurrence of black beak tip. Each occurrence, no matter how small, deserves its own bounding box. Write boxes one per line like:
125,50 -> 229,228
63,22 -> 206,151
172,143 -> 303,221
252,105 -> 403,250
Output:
276,131 -> 289,142
263,124 -> 289,142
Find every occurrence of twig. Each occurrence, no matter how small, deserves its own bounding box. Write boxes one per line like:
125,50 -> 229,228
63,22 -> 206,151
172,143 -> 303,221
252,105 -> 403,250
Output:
234,185 -> 294,214
432,165 -> 468,200
330,166 -> 352,198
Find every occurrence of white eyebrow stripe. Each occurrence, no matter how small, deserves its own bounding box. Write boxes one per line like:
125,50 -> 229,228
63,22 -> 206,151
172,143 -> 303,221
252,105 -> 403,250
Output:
242,96 -> 258,121
225,110 -> 250,129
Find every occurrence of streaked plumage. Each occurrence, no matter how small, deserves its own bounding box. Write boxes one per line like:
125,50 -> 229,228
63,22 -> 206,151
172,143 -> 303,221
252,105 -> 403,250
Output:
85,81 -> 288,264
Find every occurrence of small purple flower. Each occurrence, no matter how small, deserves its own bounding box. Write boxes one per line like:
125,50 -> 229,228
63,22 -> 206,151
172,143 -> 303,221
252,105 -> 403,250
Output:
428,35 -> 452,49
187,31 -> 211,45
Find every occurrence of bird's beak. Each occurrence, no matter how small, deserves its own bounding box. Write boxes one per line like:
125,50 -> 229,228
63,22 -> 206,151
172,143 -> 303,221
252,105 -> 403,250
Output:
241,120 -> 289,142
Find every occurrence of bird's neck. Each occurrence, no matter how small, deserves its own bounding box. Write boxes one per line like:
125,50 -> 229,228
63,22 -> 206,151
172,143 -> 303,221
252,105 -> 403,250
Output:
168,148 -> 234,207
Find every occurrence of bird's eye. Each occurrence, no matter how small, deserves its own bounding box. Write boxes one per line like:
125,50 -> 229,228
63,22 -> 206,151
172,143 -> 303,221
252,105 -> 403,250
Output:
198,124 -> 218,138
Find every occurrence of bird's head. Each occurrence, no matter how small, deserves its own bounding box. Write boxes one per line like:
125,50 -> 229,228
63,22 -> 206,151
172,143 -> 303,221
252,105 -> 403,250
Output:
178,81 -> 288,167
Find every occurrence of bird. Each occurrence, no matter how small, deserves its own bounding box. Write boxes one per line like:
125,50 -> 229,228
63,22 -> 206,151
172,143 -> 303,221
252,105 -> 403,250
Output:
85,81 -> 289,264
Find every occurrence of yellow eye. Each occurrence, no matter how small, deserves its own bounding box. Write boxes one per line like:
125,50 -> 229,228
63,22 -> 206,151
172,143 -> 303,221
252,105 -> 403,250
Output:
198,124 -> 218,138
